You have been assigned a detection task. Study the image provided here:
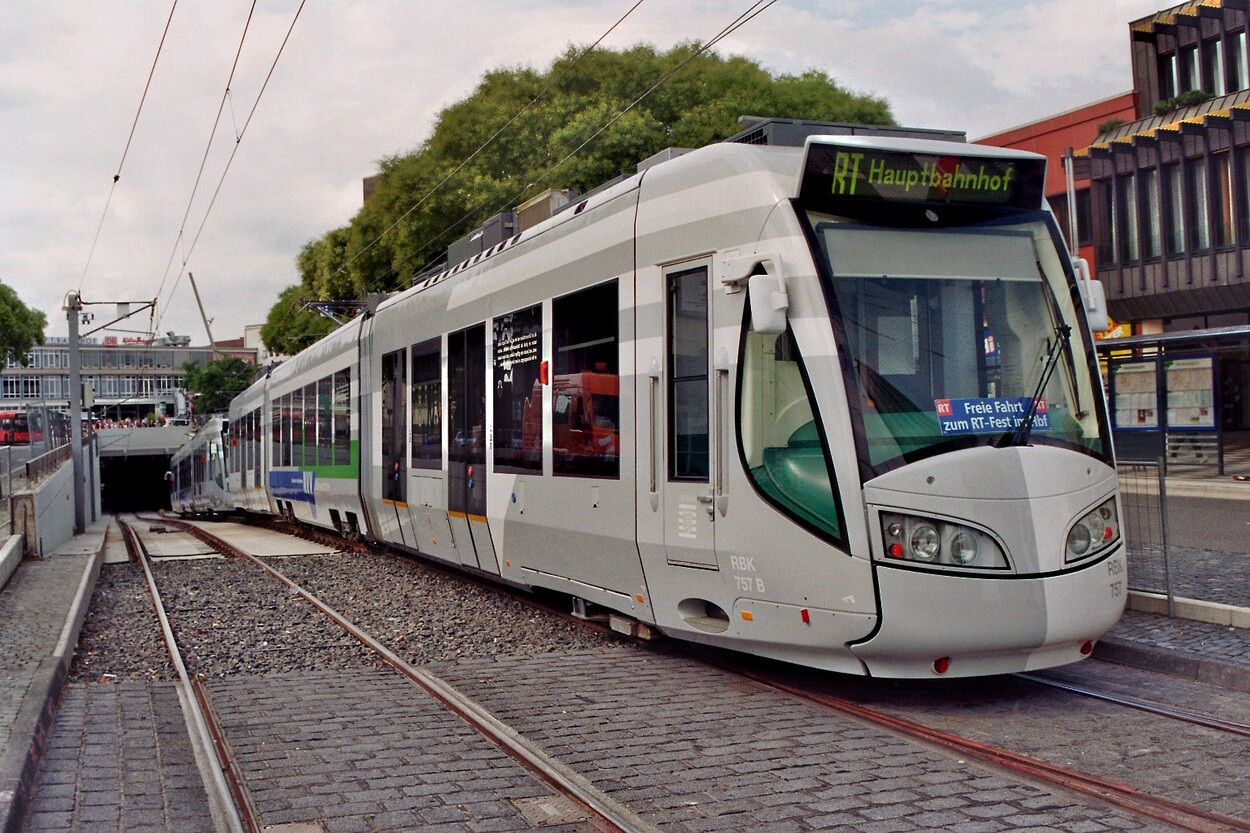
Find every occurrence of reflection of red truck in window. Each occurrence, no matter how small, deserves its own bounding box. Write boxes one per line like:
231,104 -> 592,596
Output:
521,372 -> 619,462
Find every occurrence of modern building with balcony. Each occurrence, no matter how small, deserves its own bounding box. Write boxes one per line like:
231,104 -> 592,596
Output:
1079,0 -> 1250,462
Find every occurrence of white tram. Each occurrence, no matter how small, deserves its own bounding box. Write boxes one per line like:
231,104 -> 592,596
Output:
225,125 -> 1125,678
170,418 -> 232,515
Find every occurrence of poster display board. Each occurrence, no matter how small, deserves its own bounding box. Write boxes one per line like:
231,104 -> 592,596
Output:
1111,360 -> 1158,431
1164,356 -> 1216,431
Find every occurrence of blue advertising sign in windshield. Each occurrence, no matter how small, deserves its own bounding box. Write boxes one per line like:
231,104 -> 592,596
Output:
934,397 -> 1050,436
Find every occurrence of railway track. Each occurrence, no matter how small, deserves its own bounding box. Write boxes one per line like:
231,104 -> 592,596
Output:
724,663 -> 1250,833
1017,672 -> 1250,739
118,515 -> 656,833
119,514 -> 1248,832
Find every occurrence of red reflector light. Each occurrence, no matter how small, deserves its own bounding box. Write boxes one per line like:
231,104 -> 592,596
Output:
888,543 -> 905,558
933,657 -> 950,675
1103,527 -> 1113,541
1080,640 -> 1094,655
800,608 -> 810,624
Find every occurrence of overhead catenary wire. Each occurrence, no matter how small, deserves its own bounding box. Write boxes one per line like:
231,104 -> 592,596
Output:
331,0 -> 650,286
154,0 -> 306,336
79,0 -> 180,293
149,2 -> 258,326
267,0 -> 652,347
401,0 -> 779,274
265,0 -> 776,348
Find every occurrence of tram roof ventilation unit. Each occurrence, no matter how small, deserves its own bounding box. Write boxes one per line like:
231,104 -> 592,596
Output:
726,117 -> 967,147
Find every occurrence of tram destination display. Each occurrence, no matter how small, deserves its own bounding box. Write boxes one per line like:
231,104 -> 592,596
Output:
801,143 -> 1046,212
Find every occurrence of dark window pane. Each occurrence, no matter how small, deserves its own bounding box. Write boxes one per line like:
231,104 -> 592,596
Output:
667,268 -> 708,481
333,369 -> 351,466
493,306 -> 542,473
553,281 -> 619,477
382,349 -> 406,502
410,340 -> 442,469
317,376 -> 332,465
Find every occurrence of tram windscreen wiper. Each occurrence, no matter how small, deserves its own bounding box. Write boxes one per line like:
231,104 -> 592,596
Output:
999,324 -> 1071,448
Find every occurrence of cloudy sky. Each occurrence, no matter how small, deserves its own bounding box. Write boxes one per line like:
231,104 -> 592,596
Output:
1,0 -> 1165,344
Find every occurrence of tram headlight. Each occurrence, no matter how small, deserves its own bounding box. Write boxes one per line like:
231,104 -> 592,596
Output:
950,531 -> 978,566
879,512 -> 1008,570
910,524 -> 940,561
1065,497 -> 1120,563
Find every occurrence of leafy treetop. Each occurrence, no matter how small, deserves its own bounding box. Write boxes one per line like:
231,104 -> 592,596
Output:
181,357 -> 259,416
262,44 -> 894,354
0,281 -> 47,368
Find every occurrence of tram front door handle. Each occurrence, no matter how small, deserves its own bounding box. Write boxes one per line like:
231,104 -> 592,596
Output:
697,492 -> 714,519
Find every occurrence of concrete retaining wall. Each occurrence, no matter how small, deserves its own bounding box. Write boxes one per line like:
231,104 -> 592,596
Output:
0,535 -> 21,592
12,462 -> 75,558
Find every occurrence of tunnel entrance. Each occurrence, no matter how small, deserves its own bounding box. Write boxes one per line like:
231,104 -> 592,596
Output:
101,453 -> 172,513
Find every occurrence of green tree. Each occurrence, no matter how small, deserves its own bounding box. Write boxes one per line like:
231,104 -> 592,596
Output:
263,44 -> 894,348
182,357 -> 258,416
0,280 -> 47,366
260,283 -> 336,357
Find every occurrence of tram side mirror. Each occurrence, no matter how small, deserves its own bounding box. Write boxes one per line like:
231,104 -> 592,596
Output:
720,252 -> 788,335
749,268 -> 789,335
1073,258 -> 1109,333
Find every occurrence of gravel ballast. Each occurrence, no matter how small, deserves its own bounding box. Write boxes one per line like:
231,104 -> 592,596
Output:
70,522 -> 638,681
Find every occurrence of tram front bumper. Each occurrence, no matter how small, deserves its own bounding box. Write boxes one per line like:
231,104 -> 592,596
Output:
849,546 -> 1127,679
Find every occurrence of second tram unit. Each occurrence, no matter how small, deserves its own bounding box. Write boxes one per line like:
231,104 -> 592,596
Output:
170,418 -> 231,515
221,127 -> 1124,678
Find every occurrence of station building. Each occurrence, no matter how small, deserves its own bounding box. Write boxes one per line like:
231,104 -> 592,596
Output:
1,334 -> 258,422
982,0 -> 1250,468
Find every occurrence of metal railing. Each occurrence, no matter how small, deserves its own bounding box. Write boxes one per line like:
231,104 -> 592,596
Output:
1117,457 -> 1174,616
23,443 -> 72,484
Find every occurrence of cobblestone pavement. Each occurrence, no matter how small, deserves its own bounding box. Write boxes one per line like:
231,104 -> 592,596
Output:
22,683 -> 215,833
1152,546 -> 1249,607
1108,609 -> 1250,664
0,557 -> 88,753
799,659 -> 1250,822
425,648 -> 1176,832
205,668 -> 597,833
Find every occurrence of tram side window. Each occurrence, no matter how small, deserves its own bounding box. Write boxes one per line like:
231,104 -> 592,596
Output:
738,321 -> 843,541
411,340 -> 441,470
493,305 -> 542,473
668,267 -> 709,481
240,410 -> 250,483
381,349 -> 407,502
271,400 -> 281,466
210,436 -> 225,488
251,410 -> 258,476
252,408 -> 262,483
552,281 -> 618,478
294,388 -> 308,467
305,384 -> 320,466
282,392 -> 294,467
333,369 -> 351,466
317,376 -> 332,465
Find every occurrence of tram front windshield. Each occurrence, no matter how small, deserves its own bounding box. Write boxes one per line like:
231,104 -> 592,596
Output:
813,215 -> 1109,477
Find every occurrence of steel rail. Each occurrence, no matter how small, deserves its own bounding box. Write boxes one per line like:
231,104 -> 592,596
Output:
167,516 -> 660,833
726,664 -> 1250,833
160,514 -> 1249,832
117,518 -> 256,833
1018,672 -> 1250,739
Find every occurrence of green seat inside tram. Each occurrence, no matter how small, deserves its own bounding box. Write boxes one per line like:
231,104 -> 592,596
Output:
750,421 -> 839,538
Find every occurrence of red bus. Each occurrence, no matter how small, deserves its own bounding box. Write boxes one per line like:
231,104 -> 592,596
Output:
0,411 -> 36,444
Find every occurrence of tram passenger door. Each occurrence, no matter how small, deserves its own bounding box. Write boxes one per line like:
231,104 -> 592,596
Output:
447,325 -> 494,571
660,263 -> 722,568
379,348 -> 409,544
